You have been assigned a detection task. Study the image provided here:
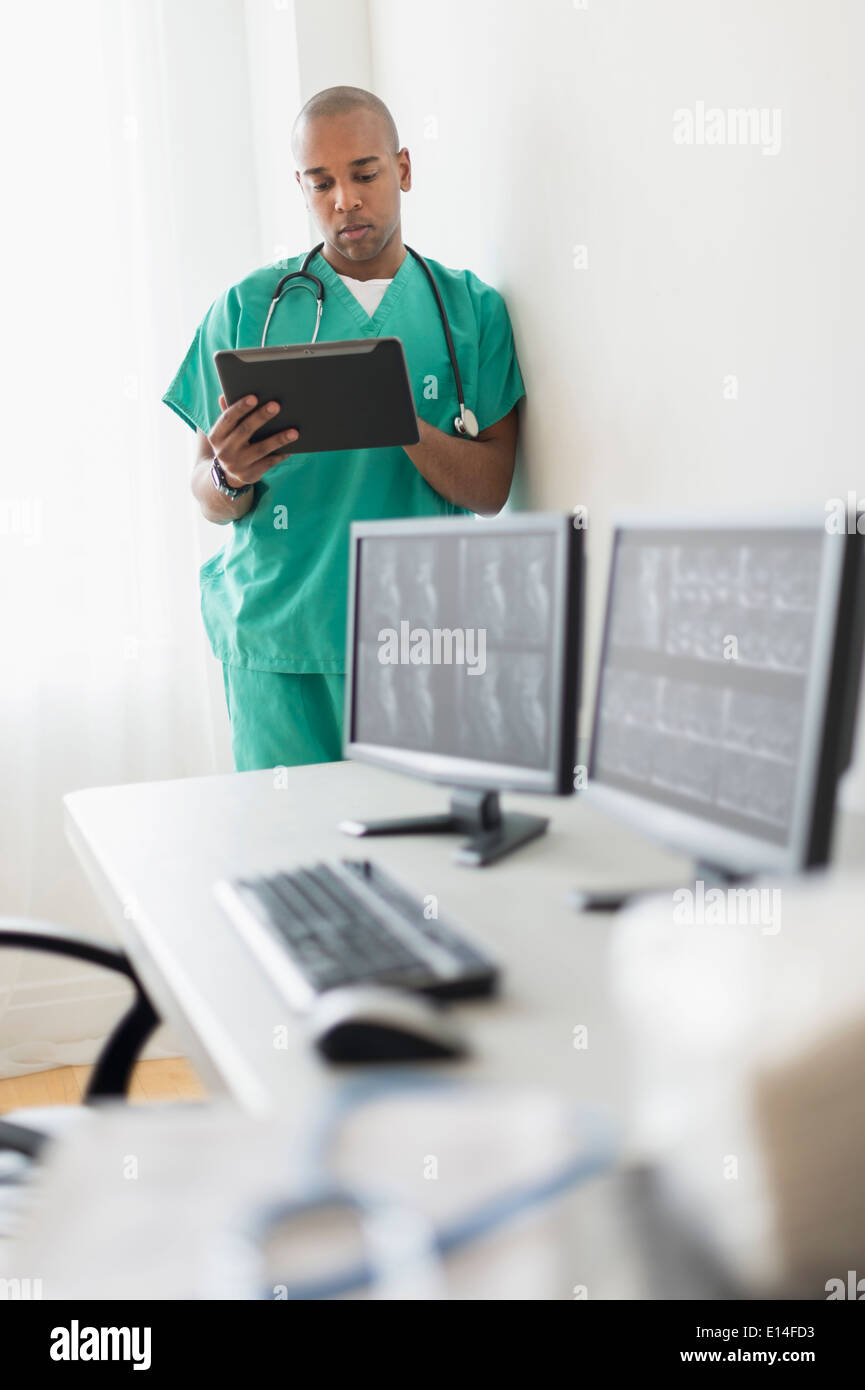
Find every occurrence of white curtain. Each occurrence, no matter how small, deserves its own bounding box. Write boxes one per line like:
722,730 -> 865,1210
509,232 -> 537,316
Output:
0,0 -> 264,1073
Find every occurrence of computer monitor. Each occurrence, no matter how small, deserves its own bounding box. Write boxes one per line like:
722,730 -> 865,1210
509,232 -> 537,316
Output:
583,513 -> 865,888
341,513 -> 583,865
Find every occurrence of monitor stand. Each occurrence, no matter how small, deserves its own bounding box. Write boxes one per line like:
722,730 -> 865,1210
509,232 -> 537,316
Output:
340,788 -> 549,867
566,861 -> 750,913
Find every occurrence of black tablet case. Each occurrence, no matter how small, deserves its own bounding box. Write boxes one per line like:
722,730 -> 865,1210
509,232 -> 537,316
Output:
214,338 -> 420,453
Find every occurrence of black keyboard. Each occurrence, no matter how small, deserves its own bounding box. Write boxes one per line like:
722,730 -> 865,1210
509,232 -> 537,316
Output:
213,859 -> 499,1009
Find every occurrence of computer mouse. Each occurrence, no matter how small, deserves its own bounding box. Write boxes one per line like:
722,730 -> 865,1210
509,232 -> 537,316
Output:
567,887 -> 635,913
306,985 -> 469,1064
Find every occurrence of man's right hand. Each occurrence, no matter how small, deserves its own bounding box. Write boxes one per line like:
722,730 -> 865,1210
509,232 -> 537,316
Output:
208,393 -> 300,489
191,395 -> 300,524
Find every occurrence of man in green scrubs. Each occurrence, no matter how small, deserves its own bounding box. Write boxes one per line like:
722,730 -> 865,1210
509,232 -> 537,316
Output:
162,86 -> 526,771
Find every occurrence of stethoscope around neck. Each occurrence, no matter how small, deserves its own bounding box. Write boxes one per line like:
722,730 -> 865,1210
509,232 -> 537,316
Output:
261,241 -> 479,438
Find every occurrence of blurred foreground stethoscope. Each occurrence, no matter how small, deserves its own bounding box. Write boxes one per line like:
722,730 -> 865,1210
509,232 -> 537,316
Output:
203,1075 -> 617,1301
260,242 -> 480,438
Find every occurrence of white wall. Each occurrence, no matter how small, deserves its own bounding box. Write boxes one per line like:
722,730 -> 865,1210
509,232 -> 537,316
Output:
366,0 -> 865,790
244,0 -> 374,263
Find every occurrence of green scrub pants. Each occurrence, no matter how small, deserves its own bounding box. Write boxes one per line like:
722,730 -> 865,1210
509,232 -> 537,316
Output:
222,666 -> 345,771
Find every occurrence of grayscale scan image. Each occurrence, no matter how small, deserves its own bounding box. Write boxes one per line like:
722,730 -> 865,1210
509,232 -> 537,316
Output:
594,530 -> 823,843
353,530 -> 557,769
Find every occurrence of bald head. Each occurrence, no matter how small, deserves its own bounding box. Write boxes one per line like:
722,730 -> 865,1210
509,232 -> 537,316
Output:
292,86 -> 410,276
291,86 -> 399,163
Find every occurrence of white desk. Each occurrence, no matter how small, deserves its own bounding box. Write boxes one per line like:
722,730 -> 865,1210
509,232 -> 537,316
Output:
64,761 -> 697,1119
64,762 -> 865,1116
62,761 -> 864,1298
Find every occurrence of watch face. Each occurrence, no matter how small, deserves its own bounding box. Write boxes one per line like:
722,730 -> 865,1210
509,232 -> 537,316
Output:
211,460 -> 235,495
212,459 -> 249,498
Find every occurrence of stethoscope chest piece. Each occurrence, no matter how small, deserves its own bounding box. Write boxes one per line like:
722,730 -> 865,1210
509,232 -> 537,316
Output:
455,407 -> 479,439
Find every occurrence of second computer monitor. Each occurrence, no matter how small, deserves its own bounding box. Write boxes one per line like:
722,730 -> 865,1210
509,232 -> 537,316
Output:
585,513 -> 865,879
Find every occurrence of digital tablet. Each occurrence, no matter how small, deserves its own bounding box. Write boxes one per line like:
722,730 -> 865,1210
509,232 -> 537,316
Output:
213,338 -> 420,454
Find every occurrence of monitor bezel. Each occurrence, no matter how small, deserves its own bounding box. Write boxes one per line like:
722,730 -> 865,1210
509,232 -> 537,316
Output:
582,509 -> 863,876
343,512 -> 582,797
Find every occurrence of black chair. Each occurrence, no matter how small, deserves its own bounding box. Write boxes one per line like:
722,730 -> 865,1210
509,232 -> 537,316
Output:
0,917 -> 160,1232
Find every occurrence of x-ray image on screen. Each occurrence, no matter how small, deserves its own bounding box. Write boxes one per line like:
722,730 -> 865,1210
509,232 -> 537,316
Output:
456,650 -> 550,767
359,536 -> 441,638
462,534 -> 553,643
353,529 -> 558,771
593,529 -> 823,844
354,655 -> 437,753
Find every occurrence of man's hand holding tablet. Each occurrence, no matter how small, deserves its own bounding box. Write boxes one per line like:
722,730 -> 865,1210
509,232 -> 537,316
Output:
209,393 -> 302,491
188,394 -> 301,525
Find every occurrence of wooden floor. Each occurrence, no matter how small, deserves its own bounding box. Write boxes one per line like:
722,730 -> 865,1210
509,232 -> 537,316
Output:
0,1058 -> 207,1114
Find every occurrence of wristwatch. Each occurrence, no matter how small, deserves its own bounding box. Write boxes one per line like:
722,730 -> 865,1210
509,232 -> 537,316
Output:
210,455 -> 251,500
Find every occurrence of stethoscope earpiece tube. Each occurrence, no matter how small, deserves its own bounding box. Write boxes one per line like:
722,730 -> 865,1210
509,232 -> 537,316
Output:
405,246 -> 479,438
267,257 -> 327,345
263,241 -> 478,437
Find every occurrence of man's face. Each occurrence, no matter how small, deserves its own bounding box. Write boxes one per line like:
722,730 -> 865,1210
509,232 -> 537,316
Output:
294,110 -> 410,266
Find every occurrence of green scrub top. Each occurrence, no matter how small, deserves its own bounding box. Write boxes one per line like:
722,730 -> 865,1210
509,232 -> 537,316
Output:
162,248 -> 526,674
